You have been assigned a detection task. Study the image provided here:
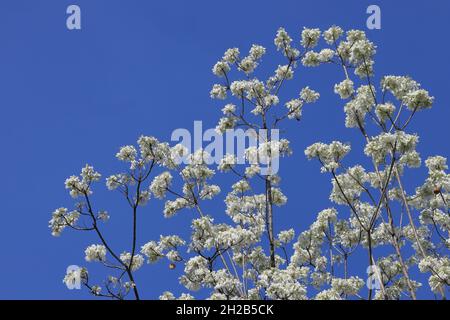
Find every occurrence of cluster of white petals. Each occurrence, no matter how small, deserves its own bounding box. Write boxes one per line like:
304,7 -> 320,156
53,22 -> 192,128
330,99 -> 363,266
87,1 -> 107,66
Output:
51,25 -> 448,301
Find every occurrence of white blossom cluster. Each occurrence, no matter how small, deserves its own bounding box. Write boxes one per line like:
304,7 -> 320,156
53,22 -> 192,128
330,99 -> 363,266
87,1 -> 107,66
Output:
51,26 -> 448,300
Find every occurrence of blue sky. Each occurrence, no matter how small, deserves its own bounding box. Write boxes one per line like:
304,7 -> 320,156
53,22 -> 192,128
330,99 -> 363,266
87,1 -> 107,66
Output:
0,0 -> 449,299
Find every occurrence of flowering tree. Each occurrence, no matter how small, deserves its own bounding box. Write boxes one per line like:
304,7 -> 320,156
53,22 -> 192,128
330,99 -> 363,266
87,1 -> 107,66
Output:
50,26 -> 449,300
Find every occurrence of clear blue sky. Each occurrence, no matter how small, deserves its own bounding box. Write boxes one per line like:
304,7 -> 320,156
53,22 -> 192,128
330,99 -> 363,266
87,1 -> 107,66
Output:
0,0 -> 449,299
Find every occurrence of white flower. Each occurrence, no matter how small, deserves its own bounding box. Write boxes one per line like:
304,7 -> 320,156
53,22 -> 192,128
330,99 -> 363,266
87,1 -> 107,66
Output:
116,145 -> 137,162
305,141 -> 351,172
331,277 -> 365,296
63,267 -> 87,288
232,179 -> 250,193
141,235 -> 185,263
302,51 -> 321,67
199,184 -> 221,200
249,44 -> 266,60
375,103 -> 395,121
238,56 -> 257,74
150,172 -> 172,199
178,293 -> 195,300
285,99 -> 303,120
318,49 -> 334,62
163,198 -> 189,218
300,87 -> 320,103
425,156 -> 448,172
218,154 -> 237,172
343,85 -> 375,128
221,103 -> 236,115
315,289 -> 341,300
223,48 -> 240,63
258,268 -> 307,300
245,164 -> 260,177
312,208 -> 338,232
215,116 -> 237,134
364,131 -> 419,165
65,165 -> 101,198
278,229 -> 295,244
275,65 -> 293,80
180,256 -> 213,291
120,252 -> 144,271
85,244 -> 107,262
274,27 -> 292,50
403,89 -> 434,110
106,173 -> 133,190
159,291 -> 175,300
301,28 -> 321,48
334,79 -> 354,99
418,256 -> 450,293
91,286 -> 102,296
97,210 -> 109,222
212,60 -> 230,77
323,26 -> 343,44
49,208 -> 80,236
210,84 -> 227,99
271,188 -> 287,206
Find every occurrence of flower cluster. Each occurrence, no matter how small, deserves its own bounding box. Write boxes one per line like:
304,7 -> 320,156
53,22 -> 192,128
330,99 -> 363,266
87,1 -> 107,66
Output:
51,26 -> 448,301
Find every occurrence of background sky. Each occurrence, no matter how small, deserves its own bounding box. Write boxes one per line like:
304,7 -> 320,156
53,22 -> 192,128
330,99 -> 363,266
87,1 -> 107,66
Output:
0,0 -> 449,299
